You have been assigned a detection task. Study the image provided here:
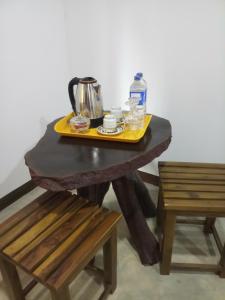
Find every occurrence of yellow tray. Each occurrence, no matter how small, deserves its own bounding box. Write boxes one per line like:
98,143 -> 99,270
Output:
54,113 -> 152,143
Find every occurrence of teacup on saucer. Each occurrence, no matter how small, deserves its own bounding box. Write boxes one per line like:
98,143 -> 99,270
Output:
103,114 -> 117,131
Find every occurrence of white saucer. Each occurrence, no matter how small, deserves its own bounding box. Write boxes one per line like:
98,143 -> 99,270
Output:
97,126 -> 124,136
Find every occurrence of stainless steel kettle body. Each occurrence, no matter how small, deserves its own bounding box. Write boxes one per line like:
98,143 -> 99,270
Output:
68,77 -> 104,128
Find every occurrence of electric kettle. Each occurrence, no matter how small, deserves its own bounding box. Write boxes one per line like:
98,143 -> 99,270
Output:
68,77 -> 104,128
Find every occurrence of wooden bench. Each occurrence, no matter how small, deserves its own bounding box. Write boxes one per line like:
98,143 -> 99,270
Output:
158,161 -> 225,276
0,190 -> 121,300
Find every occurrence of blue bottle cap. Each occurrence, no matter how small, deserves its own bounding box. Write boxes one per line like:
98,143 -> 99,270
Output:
136,72 -> 143,77
134,75 -> 140,80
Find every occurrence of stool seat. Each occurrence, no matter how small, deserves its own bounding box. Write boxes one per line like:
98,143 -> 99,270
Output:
158,161 -> 225,277
0,191 -> 121,299
159,161 -> 225,214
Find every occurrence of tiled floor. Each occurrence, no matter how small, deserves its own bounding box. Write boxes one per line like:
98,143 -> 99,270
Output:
0,185 -> 225,300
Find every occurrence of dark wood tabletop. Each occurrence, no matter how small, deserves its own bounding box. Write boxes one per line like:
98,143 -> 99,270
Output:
25,114 -> 172,266
25,115 -> 171,191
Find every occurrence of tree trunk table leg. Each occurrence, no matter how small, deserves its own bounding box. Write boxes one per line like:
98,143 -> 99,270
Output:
0,257 -> 25,300
131,171 -> 156,218
112,176 -> 159,265
138,170 -> 160,186
77,182 -> 110,206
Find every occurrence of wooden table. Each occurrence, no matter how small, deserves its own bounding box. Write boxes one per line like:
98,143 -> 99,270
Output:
25,115 -> 172,265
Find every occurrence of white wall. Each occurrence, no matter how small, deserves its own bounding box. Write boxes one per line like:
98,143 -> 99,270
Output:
1,0 -> 225,197
64,0 -> 225,173
0,0 -> 69,197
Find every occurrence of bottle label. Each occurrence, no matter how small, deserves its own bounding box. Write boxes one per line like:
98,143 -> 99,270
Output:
130,91 -> 146,106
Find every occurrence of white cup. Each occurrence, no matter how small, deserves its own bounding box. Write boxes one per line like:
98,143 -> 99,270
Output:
110,106 -> 123,122
103,114 -> 117,130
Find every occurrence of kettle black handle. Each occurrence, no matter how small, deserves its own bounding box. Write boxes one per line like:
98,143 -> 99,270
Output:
68,77 -> 80,114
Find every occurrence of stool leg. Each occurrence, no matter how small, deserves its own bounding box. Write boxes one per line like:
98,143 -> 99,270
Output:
89,257 -> 95,266
204,217 -> 216,234
219,243 -> 225,278
0,257 -> 25,300
160,212 -> 176,275
156,187 -> 162,229
50,286 -> 71,300
156,187 -> 164,242
103,229 -> 117,294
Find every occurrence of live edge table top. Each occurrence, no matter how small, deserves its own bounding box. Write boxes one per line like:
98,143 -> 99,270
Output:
25,115 -> 172,191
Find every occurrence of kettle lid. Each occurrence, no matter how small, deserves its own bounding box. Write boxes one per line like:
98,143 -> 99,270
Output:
79,77 -> 97,84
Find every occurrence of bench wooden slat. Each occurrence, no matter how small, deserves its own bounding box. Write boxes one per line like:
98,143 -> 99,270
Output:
20,205 -> 101,271
33,208 -> 107,281
159,161 -> 225,169
163,191 -> 225,200
171,262 -> 220,272
160,166 -> 225,175
13,198 -> 87,262
46,211 -> 121,290
0,191 -> 58,236
3,195 -> 77,257
0,192 -> 72,250
162,183 -> 225,192
159,172 -> 225,181
164,199 -> 225,212
160,179 -> 225,185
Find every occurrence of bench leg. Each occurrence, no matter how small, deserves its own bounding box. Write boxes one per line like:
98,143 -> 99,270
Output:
156,187 -> 164,244
219,243 -> 225,278
160,212 -> 176,275
103,229 -> 117,294
50,286 -> 71,300
156,187 -> 162,229
0,257 -> 25,300
204,217 -> 216,234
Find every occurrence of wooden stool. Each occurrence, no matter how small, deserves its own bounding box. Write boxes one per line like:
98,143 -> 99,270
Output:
158,161 -> 225,277
0,190 -> 121,300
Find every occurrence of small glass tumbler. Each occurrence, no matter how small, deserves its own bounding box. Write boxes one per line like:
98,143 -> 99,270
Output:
69,115 -> 90,133
135,104 -> 145,129
125,114 -> 140,131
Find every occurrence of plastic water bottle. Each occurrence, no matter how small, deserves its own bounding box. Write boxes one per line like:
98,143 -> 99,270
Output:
130,74 -> 147,111
136,72 -> 147,105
